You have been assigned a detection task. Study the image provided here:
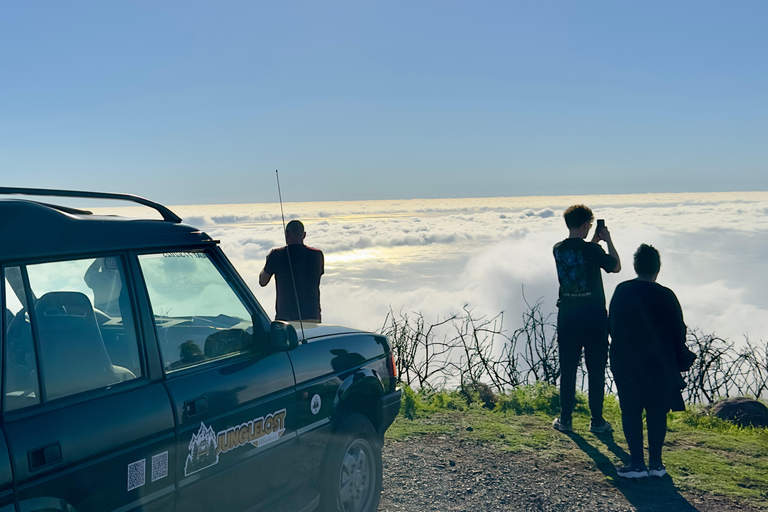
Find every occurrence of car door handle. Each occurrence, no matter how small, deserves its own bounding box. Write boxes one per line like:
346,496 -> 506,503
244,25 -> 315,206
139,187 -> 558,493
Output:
29,442 -> 62,471
185,397 -> 208,417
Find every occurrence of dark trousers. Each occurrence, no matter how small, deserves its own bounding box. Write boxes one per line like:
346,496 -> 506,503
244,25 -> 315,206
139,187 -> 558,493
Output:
616,377 -> 668,467
557,305 -> 608,425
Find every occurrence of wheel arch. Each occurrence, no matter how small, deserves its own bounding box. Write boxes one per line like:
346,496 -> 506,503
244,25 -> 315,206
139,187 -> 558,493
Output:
332,368 -> 385,436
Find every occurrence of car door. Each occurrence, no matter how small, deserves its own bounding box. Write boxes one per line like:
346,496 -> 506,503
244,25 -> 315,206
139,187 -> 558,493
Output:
1,258 -> 176,512
136,250 -> 298,511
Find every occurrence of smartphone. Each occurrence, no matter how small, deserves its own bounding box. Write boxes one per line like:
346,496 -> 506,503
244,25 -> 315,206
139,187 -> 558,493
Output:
596,219 -> 605,232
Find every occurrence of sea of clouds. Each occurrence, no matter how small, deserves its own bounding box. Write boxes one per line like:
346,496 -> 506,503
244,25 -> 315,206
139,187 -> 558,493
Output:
102,192 -> 768,346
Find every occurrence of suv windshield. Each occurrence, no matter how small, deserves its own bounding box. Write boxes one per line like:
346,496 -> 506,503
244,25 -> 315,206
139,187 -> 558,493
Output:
139,251 -> 252,372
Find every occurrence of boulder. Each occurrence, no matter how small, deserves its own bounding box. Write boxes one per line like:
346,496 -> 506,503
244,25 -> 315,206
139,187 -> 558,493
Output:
708,397 -> 768,428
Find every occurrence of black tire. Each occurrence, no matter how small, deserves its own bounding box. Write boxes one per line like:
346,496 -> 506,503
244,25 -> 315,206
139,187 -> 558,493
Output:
321,413 -> 383,512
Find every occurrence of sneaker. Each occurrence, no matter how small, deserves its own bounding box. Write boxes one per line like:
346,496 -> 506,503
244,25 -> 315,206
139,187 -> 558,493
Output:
552,417 -> 572,432
616,464 -> 649,479
648,463 -> 667,478
589,420 -> 614,434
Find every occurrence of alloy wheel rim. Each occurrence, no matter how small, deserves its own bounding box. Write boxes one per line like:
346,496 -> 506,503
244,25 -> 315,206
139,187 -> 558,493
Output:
338,438 -> 375,512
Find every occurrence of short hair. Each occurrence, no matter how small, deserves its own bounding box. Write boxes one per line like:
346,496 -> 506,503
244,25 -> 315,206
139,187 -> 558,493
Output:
285,220 -> 305,236
563,205 -> 593,228
634,244 -> 661,276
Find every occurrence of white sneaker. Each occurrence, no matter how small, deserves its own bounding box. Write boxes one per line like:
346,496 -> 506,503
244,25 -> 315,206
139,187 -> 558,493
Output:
649,463 -> 667,478
589,420 -> 613,434
617,464 -> 649,479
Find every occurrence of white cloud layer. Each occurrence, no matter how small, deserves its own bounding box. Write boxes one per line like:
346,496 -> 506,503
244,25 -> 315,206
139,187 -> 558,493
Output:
97,192 -> 768,345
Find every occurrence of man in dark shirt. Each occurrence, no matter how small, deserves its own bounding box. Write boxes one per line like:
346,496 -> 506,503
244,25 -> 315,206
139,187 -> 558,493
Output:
259,220 -> 324,322
552,204 -> 620,433
610,244 -> 691,479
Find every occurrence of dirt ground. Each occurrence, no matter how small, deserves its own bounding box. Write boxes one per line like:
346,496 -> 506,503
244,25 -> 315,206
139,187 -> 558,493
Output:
379,435 -> 763,512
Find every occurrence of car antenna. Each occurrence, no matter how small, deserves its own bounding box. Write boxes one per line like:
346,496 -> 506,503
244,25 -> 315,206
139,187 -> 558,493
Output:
275,169 -> 306,343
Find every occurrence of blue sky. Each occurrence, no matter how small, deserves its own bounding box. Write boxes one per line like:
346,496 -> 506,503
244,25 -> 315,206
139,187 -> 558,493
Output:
1,1 -> 766,205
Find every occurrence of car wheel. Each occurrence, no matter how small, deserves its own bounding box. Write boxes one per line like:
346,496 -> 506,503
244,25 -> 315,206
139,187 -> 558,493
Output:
321,413 -> 382,512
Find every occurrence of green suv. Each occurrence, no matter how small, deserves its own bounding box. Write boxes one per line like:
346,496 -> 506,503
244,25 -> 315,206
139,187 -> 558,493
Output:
0,188 -> 400,512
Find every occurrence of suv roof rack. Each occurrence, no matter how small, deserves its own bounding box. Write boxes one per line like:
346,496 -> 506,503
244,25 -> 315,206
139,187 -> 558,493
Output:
0,187 -> 182,223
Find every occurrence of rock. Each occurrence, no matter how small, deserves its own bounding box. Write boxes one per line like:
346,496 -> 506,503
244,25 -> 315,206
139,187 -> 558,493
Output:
465,426 -> 474,432
708,397 -> 768,428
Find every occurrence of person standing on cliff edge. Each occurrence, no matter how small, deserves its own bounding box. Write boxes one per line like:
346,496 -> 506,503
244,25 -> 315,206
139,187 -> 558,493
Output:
552,204 -> 621,433
609,244 -> 694,479
259,220 -> 324,323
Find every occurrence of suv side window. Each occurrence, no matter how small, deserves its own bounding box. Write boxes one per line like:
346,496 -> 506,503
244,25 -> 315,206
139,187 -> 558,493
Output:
138,251 -> 254,372
3,257 -> 141,410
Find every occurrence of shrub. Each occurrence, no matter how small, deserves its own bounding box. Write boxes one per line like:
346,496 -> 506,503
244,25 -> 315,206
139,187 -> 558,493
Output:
460,381 -> 498,409
400,385 -> 419,420
382,298 -> 768,403
496,382 -> 577,416
428,390 -> 468,411
676,405 -> 768,435
399,386 -> 471,419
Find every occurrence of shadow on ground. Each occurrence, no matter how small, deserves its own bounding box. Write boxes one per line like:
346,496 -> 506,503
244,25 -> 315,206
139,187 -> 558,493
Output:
564,431 -> 700,512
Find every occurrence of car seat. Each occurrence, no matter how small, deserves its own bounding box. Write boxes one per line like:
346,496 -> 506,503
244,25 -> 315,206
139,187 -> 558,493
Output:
35,291 -> 134,400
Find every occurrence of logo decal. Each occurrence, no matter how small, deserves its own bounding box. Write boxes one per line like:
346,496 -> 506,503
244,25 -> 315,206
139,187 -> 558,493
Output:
184,409 -> 287,476
311,394 -> 322,415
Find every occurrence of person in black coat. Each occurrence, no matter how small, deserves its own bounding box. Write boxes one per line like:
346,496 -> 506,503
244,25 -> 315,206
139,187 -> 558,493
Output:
609,244 -> 695,479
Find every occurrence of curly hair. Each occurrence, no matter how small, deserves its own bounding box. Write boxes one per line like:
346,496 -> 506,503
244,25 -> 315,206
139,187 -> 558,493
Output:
563,204 -> 593,228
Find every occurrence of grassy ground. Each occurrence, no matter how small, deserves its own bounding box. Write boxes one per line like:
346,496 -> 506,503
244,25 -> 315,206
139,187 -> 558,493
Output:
386,384 -> 768,507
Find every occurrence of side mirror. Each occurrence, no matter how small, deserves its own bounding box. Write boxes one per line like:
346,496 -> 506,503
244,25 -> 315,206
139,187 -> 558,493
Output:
270,321 -> 299,352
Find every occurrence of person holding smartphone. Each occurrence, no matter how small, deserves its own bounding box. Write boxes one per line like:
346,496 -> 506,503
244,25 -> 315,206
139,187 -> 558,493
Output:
552,205 -> 621,433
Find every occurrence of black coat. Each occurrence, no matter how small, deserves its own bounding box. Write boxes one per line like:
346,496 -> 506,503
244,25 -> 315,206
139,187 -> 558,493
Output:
609,279 -> 693,412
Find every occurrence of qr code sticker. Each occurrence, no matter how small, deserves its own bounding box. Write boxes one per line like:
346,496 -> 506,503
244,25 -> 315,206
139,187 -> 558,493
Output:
152,451 -> 169,482
127,459 -> 146,491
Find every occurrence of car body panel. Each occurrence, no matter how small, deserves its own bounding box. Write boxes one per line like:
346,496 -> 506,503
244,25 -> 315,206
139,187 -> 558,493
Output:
3,384 -> 176,512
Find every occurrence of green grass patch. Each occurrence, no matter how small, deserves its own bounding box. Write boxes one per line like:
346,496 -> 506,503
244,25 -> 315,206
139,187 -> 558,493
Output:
666,447 -> 768,501
385,414 -> 454,440
387,383 -> 768,508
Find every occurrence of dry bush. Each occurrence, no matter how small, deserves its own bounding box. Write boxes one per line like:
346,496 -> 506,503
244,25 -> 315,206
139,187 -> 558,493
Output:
381,295 -> 768,403
685,329 -> 768,403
